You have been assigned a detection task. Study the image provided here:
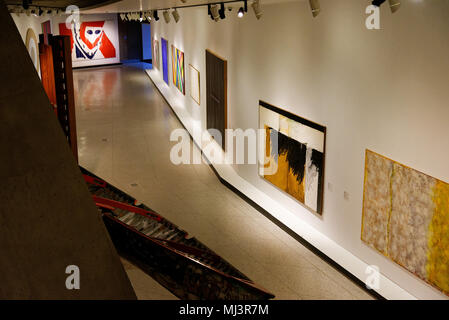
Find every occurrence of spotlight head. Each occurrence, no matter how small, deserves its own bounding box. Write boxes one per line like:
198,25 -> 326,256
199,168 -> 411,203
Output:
251,0 -> 262,20
238,7 -> 244,18
172,8 -> 180,23
210,4 -> 220,22
154,10 -> 160,21
22,0 -> 30,10
309,0 -> 320,18
219,3 -> 226,20
372,0 -> 386,7
389,0 -> 401,13
163,10 -> 171,23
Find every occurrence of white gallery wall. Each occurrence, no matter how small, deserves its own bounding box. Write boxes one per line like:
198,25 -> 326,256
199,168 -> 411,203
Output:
150,0 -> 449,299
11,12 -> 120,69
11,13 -> 47,77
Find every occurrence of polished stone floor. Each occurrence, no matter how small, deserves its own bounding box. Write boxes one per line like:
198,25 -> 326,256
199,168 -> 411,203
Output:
73,63 -> 374,300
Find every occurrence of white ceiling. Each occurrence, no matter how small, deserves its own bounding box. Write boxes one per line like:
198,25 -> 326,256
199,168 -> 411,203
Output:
82,0 -> 302,14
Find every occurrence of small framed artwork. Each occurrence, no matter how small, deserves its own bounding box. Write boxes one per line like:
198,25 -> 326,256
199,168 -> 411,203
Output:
189,64 -> 200,105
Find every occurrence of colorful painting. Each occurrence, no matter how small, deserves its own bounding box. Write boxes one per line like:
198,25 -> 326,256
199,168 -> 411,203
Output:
259,101 -> 326,214
152,38 -> 160,70
189,64 -> 200,105
362,150 -> 449,295
59,20 -> 116,61
171,45 -> 185,95
161,38 -> 169,84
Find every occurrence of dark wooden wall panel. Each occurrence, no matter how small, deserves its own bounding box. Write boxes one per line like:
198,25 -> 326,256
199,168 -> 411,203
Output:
206,49 -> 227,150
39,42 -> 57,112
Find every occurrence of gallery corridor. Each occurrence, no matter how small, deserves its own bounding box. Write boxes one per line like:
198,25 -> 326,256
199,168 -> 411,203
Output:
73,63 -> 373,300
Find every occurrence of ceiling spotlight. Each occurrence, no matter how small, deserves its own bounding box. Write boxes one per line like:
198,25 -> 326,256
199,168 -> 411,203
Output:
389,0 -> 401,13
22,0 -> 31,10
172,8 -> 180,23
309,0 -> 320,18
237,7 -> 244,18
146,11 -> 152,22
238,0 -> 247,18
207,4 -> 214,21
372,0 -> 386,7
153,10 -> 159,21
210,4 -> 220,22
163,10 -> 171,23
139,12 -> 143,22
119,13 -> 125,21
38,7 -> 43,16
251,0 -> 262,20
219,3 -> 226,19
181,0 -> 187,3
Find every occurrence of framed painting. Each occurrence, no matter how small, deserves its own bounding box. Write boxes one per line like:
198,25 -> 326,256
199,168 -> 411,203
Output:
152,38 -> 160,70
171,45 -> 185,95
362,149 -> 449,296
259,101 -> 326,215
189,64 -> 200,105
161,37 -> 169,84
59,20 -> 117,61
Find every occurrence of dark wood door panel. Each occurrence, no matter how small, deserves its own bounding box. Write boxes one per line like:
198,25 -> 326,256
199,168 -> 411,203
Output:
206,49 -> 227,150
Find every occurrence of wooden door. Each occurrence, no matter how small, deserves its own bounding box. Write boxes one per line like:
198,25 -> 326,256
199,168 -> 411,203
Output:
39,42 -> 57,113
206,49 -> 227,150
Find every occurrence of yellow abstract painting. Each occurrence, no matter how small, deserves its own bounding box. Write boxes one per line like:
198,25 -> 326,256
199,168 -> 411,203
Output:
362,150 -> 449,295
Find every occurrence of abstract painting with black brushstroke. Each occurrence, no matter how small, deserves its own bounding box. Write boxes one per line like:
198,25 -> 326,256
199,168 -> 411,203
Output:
259,101 -> 326,215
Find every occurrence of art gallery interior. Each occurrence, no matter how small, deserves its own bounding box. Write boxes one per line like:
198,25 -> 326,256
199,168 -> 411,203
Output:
1,0 -> 448,300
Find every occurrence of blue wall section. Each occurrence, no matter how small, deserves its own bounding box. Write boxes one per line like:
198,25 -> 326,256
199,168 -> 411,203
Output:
141,23 -> 152,61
